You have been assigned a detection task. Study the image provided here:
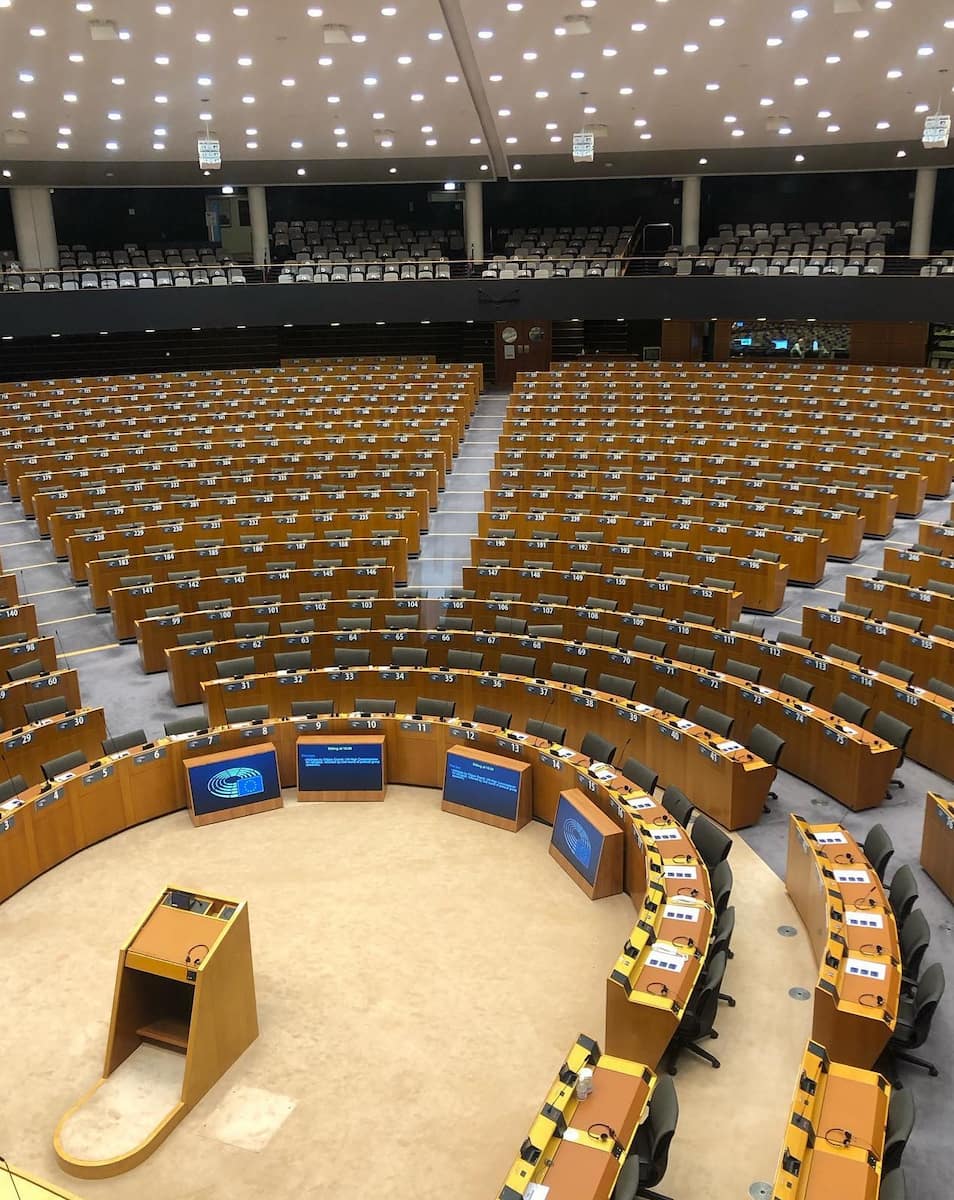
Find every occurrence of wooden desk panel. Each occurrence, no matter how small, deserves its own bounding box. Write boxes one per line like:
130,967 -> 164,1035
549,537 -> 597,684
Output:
845,574 -> 954,633
921,792 -> 954,903
802,606 -> 954,686
0,668 -> 82,732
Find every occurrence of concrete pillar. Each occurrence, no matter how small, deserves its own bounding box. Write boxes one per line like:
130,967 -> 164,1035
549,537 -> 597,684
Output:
248,185 -> 269,266
910,167 -> 937,258
680,175 -> 701,250
11,186 -> 58,270
464,180 -> 484,263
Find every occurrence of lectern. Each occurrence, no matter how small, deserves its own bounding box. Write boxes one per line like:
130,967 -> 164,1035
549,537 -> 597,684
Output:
54,887 -> 258,1178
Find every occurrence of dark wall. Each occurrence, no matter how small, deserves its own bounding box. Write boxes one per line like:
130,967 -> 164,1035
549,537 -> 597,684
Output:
265,183 -> 462,230
51,187 -> 218,248
701,170 -> 915,243
932,169 -> 954,250
0,188 -> 14,253
484,178 -> 680,242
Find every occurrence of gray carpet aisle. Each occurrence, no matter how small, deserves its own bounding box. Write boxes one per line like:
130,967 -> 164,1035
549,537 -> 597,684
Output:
0,386 -> 951,1197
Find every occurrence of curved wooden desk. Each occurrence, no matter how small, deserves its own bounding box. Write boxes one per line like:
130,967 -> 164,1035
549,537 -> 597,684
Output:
785,815 -> 900,1069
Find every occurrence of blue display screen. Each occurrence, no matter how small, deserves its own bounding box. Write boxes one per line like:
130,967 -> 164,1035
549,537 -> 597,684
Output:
187,749 -> 281,816
551,792 -> 603,886
442,750 -> 521,821
297,741 -> 383,792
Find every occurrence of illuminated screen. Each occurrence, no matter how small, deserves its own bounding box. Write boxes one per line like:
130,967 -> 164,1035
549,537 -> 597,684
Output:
442,750 -> 521,821
187,749 -> 281,816
773,338 -> 789,350
551,792 -> 604,886
297,741 -> 383,792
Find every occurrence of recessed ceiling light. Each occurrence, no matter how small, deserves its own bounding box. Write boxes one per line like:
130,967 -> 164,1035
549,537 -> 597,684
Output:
58,125 -> 71,135
683,42 -> 699,52
29,26 -> 46,36
333,127 -> 346,136
766,36 -> 783,46
619,86 -> 633,95
631,21 -> 647,31
328,94 -> 340,103
307,5 -> 323,13
445,74 -> 459,83
478,30 -> 493,39
583,105 -> 597,114
245,140 -> 258,149
420,124 -> 433,132
946,17 -> 954,28
155,55 -> 170,65
242,95 -> 255,104
318,56 -> 333,66
63,92 -> 78,102
245,127 -> 257,134
653,66 -> 668,75
372,110 -> 385,119
221,185 -> 234,195
498,107 -> 511,116
155,3 -> 172,13
107,111 -> 122,121
389,166 -> 398,173
794,76 -> 809,86
512,162 -> 522,170
197,75 -> 212,86
112,76 -> 126,85
153,141 -> 165,150
791,7 -> 808,19
896,149 -> 906,157
918,45 -> 934,55
853,28 -> 870,38
363,75 -> 378,87
425,137 -> 437,146
381,5 -> 397,14
297,167 -> 307,175
351,32 -> 366,42
602,47 -> 618,56
75,0 -> 93,9
507,1 -> 523,9
336,140 -> 348,148
876,120 -> 890,129
1,170 -> 11,177
11,110 -> 25,120
554,25 -> 567,35
826,123 -> 840,132
633,117 -> 647,126
489,73 -> 503,81
723,114 -> 736,123
709,17 -> 725,27
233,5 -> 250,14
199,111 -> 212,121
469,135 -> 481,144
545,122 -> 558,130
705,81 -> 720,90
580,0 -> 596,7
290,139 -> 303,148
570,70 -> 584,79
505,135 -> 517,143
105,140 -> 119,150
914,103 -> 929,112
825,54 -> 841,63
479,163 -> 488,171
640,131 -> 652,139
56,141 -> 69,150
18,72 -> 35,84
550,135 -> 562,142
428,30 -> 443,40
237,56 -> 252,66
397,55 -> 412,65
699,156 -> 708,163
817,109 -> 831,118
282,78 -> 296,87
886,68 -> 902,78
535,89 -> 549,98
794,153 -> 805,162
195,31 -> 211,42
874,0 -> 891,7
760,97 -> 773,106
154,94 -> 168,103
410,92 -> 424,101
154,126 -> 167,135
69,53 -> 85,64
730,128 -> 744,137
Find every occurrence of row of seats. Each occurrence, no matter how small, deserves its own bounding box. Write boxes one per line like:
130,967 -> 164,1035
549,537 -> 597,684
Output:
714,219 -> 896,240
2,267 -> 247,292
272,219 -> 462,263
56,244 -> 236,270
480,256 -> 623,279
659,250 -> 887,277
276,261 -> 451,283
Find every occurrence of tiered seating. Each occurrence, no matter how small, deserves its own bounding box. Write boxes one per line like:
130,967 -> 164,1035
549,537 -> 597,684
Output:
660,217 -> 895,276
272,217 -> 459,281
484,223 -> 634,278
919,253 -> 954,277
0,244 -> 246,291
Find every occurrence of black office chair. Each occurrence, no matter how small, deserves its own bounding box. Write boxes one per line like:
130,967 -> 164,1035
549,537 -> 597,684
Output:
711,904 -> 737,1006
832,692 -> 871,727
900,908 -> 931,992
495,616 -> 527,636
354,698 -> 396,715
710,858 -> 733,917
24,695 -> 69,723
885,962 -> 946,1079
525,718 -> 566,744
928,676 -> 954,701
839,602 -> 872,619
234,622 -> 270,638
472,706 -> 511,729
391,646 -> 428,668
664,950 -> 727,1075
887,610 -> 922,632
875,570 -> 911,586
527,623 -> 564,639
338,617 -> 372,632
291,699 -> 335,717
7,657 -> 45,681
863,823 -> 894,882
335,648 -> 371,668
871,712 -> 912,793
633,636 -> 667,657
0,774 -> 28,803
586,595 -> 617,612
586,625 -> 620,647
275,651 -> 311,672
878,1167 -> 907,1200
225,705 -> 270,724
682,611 -> 715,627
415,697 -> 455,718
779,673 -> 813,702
654,688 -> 689,719
580,732 -> 616,765
889,865 -> 920,927
883,1089 -> 916,1173
163,714 -> 208,737
385,613 -> 418,630
177,630 -> 214,646
747,724 -> 785,809
731,619 -> 767,637
621,757 -> 658,795
215,655 -> 255,679
499,653 -> 536,676
102,728 -> 147,755
693,705 -> 733,738
598,673 -> 636,700
551,661 -> 588,687
41,749 -> 87,782
281,618 -> 315,634
725,658 -> 760,683
661,786 -> 694,827
826,643 -> 862,666
777,632 -> 813,651
677,645 -> 716,669
610,1074 -> 679,1200
447,649 -> 483,671
877,660 -> 915,685
691,813 -> 732,871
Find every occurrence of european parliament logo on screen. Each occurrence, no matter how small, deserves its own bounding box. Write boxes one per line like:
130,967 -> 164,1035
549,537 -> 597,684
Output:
209,766 -> 265,800
561,816 -> 593,869
552,793 -> 601,885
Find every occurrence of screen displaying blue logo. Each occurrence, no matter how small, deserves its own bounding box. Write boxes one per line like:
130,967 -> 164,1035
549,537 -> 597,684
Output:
552,792 -> 603,885
187,749 -> 281,816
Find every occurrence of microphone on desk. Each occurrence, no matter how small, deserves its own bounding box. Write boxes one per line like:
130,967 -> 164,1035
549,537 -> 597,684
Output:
0,1155 -> 24,1200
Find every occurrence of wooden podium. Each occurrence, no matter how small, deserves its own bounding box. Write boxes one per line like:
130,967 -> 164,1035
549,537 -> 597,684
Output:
296,734 -> 387,802
184,741 -> 283,827
441,745 -> 532,832
549,788 -> 623,900
54,887 -> 258,1178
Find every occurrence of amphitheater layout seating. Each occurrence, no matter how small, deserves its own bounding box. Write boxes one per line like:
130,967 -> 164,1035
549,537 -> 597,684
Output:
659,218 -> 897,276
483,223 -> 635,278
271,217 -> 461,282
1,244 -> 247,291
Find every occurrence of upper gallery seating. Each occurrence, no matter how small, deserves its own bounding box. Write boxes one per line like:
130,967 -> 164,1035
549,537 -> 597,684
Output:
271,217 -> 462,280
1,244 -> 246,291
659,218 -> 898,276
483,224 -> 635,278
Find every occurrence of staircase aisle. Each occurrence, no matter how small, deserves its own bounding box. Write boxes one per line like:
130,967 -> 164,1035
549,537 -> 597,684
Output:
407,387 -> 509,592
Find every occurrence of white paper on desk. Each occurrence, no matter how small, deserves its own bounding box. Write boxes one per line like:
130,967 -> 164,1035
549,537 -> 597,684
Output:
846,958 -> 887,981
653,827 -> 683,841
847,911 -> 884,929
554,747 -> 576,758
717,739 -> 742,752
629,797 -> 656,810
633,702 -> 653,713
646,947 -> 687,973
834,868 -> 870,884
675,718 -> 694,729
815,831 -> 848,844
663,903 -> 700,924
525,1186 -> 550,1200
593,768 -> 616,781
663,863 -> 698,880
509,731 -> 528,740
0,798 -> 22,812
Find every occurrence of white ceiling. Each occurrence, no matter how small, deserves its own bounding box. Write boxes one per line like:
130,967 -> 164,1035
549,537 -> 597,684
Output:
1,0 -> 953,184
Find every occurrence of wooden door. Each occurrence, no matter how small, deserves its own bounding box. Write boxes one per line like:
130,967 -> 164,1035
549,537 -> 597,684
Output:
495,320 -> 552,389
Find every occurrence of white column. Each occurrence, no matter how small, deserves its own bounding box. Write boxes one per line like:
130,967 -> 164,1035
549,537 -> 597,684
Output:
11,186 -> 58,270
247,185 -> 270,266
680,175 -> 701,249
910,167 -> 937,258
464,180 -> 484,264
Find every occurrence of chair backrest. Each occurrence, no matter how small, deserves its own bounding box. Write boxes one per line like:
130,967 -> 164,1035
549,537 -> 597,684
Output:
878,661 -> 914,685
0,774 -> 28,803
7,657 -> 45,681
779,674 -> 813,702
598,673 -> 635,700
102,728 -> 147,755
473,706 -> 511,729
906,962 -> 946,1048
777,632 -> 812,651
580,732 -> 615,765
234,622 -> 270,638
392,646 -> 428,667
747,723 -> 784,767
900,907 -> 931,984
886,610 -> 922,632
290,699 -> 335,716
25,695 -> 69,723
928,676 -> 954,701
499,653 -> 536,676
871,711 -> 912,754
883,1091 -> 916,1175
711,904 -> 736,960
639,1074 -> 679,1187
691,813 -> 732,870
354,698 -> 396,714
826,643 -> 862,666
551,661 -> 587,687
164,715 -> 208,736
448,649 -> 483,670
889,864 -> 919,924
335,648 -> 371,668
225,705 -> 269,724
832,692 -> 870,727
862,822 -> 894,881
661,785 -> 694,826
694,705 -> 733,737
415,696 -> 455,718
687,950 -> 727,1036
216,655 -> 256,679
633,636 -> 667,657
281,618 -> 315,634
710,859 -> 733,914
495,616 -> 527,635
42,749 -> 88,781
275,651 -> 311,672
654,687 -> 689,718
385,614 -> 418,630
620,757 -> 658,795
526,718 -> 566,744
725,658 -> 760,683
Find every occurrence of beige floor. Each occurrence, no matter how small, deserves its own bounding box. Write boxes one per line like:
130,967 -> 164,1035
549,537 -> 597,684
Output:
1,789 -> 814,1200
